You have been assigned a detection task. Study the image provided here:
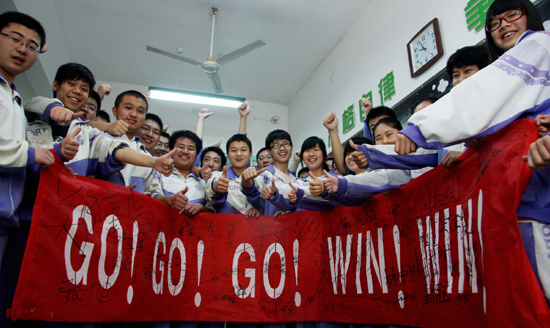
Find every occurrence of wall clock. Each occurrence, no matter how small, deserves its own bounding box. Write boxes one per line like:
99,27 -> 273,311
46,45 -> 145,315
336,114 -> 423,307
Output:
407,18 -> 443,78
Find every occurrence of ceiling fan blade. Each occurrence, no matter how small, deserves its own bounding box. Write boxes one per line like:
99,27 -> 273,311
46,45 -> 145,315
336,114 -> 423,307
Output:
146,46 -> 202,66
216,40 -> 266,65
207,72 -> 223,94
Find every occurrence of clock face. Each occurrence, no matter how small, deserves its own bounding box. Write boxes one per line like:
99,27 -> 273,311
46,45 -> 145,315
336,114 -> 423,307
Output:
407,18 -> 443,78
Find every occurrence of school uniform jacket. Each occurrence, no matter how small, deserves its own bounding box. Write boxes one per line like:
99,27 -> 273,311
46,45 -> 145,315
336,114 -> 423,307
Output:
205,167 -> 262,214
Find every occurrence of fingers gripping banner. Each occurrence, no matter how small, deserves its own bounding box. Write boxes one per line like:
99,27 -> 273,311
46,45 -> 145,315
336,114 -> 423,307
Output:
11,119 -> 550,327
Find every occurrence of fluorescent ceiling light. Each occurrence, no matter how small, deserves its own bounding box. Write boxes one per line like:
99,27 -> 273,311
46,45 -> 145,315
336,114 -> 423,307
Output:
148,87 -> 245,108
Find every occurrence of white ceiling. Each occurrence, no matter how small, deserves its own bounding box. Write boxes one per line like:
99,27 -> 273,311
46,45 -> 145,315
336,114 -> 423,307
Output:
8,0 -> 374,106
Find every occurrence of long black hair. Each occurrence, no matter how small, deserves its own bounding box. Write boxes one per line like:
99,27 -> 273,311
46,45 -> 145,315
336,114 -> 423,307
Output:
300,137 -> 330,172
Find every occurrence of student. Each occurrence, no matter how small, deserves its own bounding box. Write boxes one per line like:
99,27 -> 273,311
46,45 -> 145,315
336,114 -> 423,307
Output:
256,147 -> 273,169
106,90 -> 174,196
446,45 -> 489,87
94,109 -> 111,123
240,129 -> 296,216
200,145 -> 226,181
393,0 -> 550,307
137,113 -> 163,154
412,96 -> 438,114
154,131 -> 170,157
157,130 -> 213,216
205,134 -> 262,217
360,97 -> 397,142
81,89 -> 101,121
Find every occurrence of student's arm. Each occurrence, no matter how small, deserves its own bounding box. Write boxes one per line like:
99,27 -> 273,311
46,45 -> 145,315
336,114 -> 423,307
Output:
323,112 -> 347,174
0,137 -> 54,170
398,31 -> 550,154
88,120 -> 129,137
289,151 -> 301,174
361,98 -> 374,143
205,170 -> 228,204
195,108 -> 213,139
115,147 -> 176,177
335,170 -> 410,198
24,96 -> 80,125
238,101 -> 249,134
354,143 -> 439,170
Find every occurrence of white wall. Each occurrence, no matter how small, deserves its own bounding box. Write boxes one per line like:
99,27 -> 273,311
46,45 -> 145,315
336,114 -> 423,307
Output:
288,0 -> 487,146
97,81 -> 288,157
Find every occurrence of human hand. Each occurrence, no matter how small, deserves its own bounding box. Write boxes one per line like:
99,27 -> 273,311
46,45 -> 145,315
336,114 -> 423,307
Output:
323,112 -> 338,131
242,167 -> 265,186
181,202 -> 204,216
212,140 -> 222,148
323,170 -> 339,194
238,101 -> 250,117
523,135 -> 550,169
96,84 -> 112,100
535,114 -> 550,138
395,134 -> 417,155
60,127 -> 81,161
288,183 -> 299,203
34,148 -> 55,167
50,106 -> 83,124
245,207 -> 261,219
308,171 -> 324,197
441,151 -> 463,168
349,140 -> 368,168
464,137 -> 483,149
106,120 -> 129,136
361,98 -> 372,118
261,178 -> 277,200
154,148 -> 176,177
172,187 -> 189,212
214,166 -> 229,193
198,108 -> 214,119
293,150 -> 300,163
200,165 -> 212,181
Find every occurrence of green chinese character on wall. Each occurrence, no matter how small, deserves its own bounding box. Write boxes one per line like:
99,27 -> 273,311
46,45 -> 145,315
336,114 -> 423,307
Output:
328,130 -> 331,148
378,71 -> 396,105
359,91 -> 373,122
465,0 -> 495,32
342,104 -> 355,134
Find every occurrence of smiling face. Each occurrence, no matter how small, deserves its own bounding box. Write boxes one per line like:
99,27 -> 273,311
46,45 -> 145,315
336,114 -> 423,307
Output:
0,23 -> 41,85
374,123 -> 400,145
202,151 -> 222,171
154,135 -> 169,157
257,149 -> 273,169
302,144 -> 324,171
368,115 -> 389,135
112,95 -> 147,137
269,139 -> 293,164
52,79 -> 91,112
490,9 -> 528,52
228,141 -> 251,170
81,96 -> 98,121
137,119 -> 161,152
345,151 -> 359,172
173,137 -> 197,172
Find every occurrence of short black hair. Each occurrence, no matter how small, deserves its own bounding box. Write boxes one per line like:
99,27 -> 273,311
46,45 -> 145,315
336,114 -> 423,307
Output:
88,90 -> 101,112
344,136 -> 372,156
411,96 -> 438,114
300,136 -> 329,172
256,147 -> 270,160
226,134 -> 252,153
53,63 -> 95,97
114,90 -> 149,112
169,130 -> 202,156
446,45 -> 489,77
366,106 -> 397,127
145,113 -> 163,133
297,167 -> 309,177
200,146 -> 227,167
373,117 -> 403,137
265,129 -> 293,149
159,131 -> 170,140
485,0 -> 543,62
95,109 -> 111,123
0,11 -> 46,49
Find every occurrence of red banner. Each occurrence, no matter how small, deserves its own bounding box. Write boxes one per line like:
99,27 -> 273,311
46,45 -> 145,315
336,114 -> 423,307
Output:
11,119 -> 550,327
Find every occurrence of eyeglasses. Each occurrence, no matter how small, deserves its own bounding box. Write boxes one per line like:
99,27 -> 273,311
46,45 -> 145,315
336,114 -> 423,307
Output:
0,32 -> 41,54
271,141 -> 291,150
140,124 -> 160,136
258,155 -> 273,161
156,142 -> 169,150
487,9 -> 525,32
82,103 -> 97,112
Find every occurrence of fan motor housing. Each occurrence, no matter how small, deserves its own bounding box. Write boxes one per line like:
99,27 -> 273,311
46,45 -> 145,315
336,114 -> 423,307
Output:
201,61 -> 219,73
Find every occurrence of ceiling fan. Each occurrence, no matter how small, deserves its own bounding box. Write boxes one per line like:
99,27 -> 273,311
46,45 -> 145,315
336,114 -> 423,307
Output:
147,7 -> 266,94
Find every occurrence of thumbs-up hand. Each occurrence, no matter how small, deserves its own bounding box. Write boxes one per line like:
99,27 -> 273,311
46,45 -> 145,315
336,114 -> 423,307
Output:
323,112 -> 338,132
308,171 -> 324,197
61,127 -> 81,161
242,167 -> 265,188
288,183 -> 299,203
261,178 -> 277,200
174,186 -> 189,212
155,148 -> 176,177
200,164 -> 212,181
214,166 -> 229,193
349,140 -> 368,168
323,170 -> 339,194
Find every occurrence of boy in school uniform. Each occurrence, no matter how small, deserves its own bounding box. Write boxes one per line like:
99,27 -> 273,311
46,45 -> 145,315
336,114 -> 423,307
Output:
205,134 -> 262,217
240,129 -> 296,216
137,113 -> 163,154
157,130 -> 213,216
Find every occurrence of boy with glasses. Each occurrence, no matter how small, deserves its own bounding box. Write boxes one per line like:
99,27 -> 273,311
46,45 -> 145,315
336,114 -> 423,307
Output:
137,113 -> 163,154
